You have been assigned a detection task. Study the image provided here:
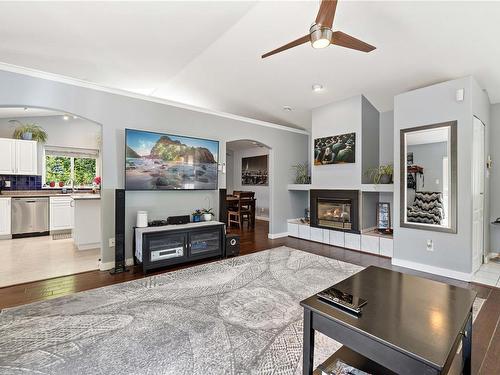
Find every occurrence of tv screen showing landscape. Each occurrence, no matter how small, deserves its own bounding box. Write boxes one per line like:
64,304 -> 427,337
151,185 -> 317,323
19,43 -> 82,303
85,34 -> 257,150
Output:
125,129 -> 219,190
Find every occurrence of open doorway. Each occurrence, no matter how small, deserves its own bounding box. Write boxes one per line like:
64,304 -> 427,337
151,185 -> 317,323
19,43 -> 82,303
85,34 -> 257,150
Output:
226,140 -> 271,234
0,107 -> 102,287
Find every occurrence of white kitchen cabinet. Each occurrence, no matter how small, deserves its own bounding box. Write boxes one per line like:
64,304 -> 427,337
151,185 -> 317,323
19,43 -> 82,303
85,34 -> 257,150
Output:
15,140 -> 38,175
73,198 -> 101,250
310,227 -> 323,243
361,235 -> 380,255
379,237 -> 394,258
298,224 -> 311,240
329,230 -> 345,248
0,138 -> 37,175
0,139 -> 16,174
287,222 -> 299,237
344,233 -> 361,251
0,198 -> 11,235
50,196 -> 74,231
322,229 -> 330,244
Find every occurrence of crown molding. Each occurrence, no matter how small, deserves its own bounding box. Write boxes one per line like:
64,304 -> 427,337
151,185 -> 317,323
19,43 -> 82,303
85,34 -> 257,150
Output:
0,62 -> 309,135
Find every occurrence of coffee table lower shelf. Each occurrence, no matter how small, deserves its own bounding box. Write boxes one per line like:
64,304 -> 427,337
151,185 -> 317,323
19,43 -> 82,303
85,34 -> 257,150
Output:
313,346 -> 397,375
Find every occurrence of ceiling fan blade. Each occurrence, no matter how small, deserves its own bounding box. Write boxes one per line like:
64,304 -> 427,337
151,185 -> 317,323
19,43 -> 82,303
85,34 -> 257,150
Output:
261,35 -> 310,58
315,0 -> 338,29
331,31 -> 376,52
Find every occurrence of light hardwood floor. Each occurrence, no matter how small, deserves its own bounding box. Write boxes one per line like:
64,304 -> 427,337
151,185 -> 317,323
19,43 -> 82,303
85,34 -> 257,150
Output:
0,235 -> 99,287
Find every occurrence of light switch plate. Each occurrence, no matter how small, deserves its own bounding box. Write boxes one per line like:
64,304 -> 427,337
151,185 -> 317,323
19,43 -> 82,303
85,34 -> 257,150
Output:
427,240 -> 434,251
109,237 -> 115,247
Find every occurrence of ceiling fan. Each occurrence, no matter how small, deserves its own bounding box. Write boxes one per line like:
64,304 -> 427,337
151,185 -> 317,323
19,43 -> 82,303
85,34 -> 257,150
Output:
262,0 -> 375,58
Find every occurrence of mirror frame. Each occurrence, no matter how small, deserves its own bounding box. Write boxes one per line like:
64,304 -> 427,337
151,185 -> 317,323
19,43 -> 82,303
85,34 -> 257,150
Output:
400,121 -> 457,234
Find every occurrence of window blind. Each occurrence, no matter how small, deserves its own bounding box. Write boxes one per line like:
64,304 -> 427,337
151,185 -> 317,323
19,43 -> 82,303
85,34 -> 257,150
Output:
45,146 -> 99,159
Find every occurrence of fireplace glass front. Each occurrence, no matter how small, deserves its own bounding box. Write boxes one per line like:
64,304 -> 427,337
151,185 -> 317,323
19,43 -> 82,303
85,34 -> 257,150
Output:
317,198 -> 352,230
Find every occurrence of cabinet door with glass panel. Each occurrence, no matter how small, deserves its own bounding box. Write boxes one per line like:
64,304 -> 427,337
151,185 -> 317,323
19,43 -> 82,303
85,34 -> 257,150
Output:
188,228 -> 222,257
400,121 -> 457,233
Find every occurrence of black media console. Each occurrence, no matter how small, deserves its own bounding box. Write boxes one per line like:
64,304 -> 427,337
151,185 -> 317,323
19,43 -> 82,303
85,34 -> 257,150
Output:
134,221 -> 226,273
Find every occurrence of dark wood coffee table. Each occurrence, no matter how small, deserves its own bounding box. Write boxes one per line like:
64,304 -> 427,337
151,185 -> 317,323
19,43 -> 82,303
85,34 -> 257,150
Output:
300,266 -> 477,375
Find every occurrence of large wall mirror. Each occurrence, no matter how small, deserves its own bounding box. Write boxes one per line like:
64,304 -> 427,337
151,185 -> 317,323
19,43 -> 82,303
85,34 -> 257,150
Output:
400,121 -> 457,233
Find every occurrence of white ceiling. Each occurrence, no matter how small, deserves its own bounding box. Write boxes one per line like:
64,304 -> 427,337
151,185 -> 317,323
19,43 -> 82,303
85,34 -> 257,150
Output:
0,1 -> 499,131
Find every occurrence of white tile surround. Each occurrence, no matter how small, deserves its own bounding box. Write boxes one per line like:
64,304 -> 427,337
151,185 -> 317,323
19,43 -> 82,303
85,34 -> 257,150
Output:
472,261 -> 500,287
287,219 -> 393,258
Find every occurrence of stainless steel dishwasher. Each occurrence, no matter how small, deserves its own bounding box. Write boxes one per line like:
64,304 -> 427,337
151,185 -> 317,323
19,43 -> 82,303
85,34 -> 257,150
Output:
11,197 -> 49,236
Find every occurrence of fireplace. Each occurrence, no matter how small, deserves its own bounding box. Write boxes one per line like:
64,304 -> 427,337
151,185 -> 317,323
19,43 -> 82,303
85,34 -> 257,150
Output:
310,190 -> 360,233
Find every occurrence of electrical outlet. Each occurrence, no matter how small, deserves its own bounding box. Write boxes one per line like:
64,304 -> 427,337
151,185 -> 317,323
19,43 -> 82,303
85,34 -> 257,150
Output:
109,238 -> 115,247
426,240 -> 434,252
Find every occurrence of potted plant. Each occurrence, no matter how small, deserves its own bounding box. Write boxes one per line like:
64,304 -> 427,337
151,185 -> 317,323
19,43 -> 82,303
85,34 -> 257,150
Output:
202,208 -> 213,221
365,164 -> 394,184
192,209 -> 203,222
291,163 -> 311,184
93,176 -> 101,194
9,120 -> 48,142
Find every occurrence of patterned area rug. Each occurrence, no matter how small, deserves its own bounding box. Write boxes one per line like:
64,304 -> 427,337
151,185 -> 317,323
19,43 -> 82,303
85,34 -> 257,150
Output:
0,247 -> 484,374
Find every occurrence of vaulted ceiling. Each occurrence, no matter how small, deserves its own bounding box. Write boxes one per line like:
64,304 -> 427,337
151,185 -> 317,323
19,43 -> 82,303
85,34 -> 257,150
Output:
0,1 -> 499,130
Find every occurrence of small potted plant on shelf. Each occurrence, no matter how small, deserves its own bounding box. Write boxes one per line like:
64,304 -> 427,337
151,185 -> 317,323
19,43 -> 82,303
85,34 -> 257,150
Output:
192,209 -> 203,222
92,176 -> 101,194
9,120 -> 48,142
365,164 -> 394,184
202,208 -> 213,222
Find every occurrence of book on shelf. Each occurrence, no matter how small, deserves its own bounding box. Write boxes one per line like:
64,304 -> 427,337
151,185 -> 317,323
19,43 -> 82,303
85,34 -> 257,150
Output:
318,359 -> 372,375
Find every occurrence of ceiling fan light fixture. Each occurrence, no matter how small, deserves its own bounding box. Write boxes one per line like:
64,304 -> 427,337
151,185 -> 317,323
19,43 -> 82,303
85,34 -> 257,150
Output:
310,24 -> 332,49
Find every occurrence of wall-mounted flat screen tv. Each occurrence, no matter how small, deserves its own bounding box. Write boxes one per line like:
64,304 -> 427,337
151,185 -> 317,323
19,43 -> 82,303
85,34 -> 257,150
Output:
125,129 -> 219,190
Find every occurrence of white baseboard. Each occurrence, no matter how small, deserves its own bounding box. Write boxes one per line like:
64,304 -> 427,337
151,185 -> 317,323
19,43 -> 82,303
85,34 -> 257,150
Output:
392,258 -> 473,282
255,216 -> 270,222
99,258 -> 134,271
268,232 -> 289,239
77,243 -> 100,251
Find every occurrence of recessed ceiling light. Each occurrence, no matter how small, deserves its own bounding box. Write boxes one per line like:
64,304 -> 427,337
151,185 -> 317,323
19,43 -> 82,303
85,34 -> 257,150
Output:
312,84 -> 324,92
62,115 -> 69,121
72,115 -> 78,119
283,106 -> 293,112
252,141 -> 258,145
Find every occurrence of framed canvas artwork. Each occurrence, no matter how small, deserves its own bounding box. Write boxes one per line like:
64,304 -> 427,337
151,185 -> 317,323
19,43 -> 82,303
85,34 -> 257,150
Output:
314,132 -> 356,165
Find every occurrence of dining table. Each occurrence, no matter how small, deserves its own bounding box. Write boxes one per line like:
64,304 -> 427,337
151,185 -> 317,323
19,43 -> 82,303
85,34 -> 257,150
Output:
226,194 -> 256,228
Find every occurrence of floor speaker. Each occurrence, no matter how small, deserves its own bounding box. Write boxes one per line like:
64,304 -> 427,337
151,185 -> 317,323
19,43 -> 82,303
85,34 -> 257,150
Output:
225,233 -> 240,257
219,188 -> 228,225
110,189 -> 129,274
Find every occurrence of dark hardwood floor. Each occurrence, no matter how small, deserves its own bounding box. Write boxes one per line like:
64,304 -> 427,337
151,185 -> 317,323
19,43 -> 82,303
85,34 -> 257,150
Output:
0,220 -> 498,374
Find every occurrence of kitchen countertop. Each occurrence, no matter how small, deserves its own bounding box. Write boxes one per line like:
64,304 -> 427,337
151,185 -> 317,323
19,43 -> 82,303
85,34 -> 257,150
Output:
0,190 -> 100,200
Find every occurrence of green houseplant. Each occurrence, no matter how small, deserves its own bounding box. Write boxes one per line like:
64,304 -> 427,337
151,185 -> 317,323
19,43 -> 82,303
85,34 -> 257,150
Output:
291,163 -> 311,184
365,164 -> 394,184
202,208 -> 213,221
9,120 -> 48,143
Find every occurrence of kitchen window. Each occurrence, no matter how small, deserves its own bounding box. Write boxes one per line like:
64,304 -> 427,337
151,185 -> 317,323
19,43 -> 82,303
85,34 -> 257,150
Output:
43,146 -> 99,188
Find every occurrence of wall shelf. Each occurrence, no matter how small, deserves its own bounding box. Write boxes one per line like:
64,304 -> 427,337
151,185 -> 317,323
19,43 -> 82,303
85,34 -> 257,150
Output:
361,184 -> 394,193
287,184 -> 311,191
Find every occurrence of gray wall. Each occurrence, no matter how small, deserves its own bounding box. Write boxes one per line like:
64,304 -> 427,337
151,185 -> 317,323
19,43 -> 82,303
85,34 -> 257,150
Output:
489,103 -> 500,253
379,111 -> 394,165
0,70 -> 308,263
393,76 -> 490,276
406,142 -> 447,205
361,96 -> 380,184
312,95 -> 362,188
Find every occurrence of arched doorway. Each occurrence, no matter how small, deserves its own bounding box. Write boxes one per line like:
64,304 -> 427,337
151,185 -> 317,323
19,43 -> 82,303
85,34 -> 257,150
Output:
0,106 -> 103,287
225,139 -> 272,235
